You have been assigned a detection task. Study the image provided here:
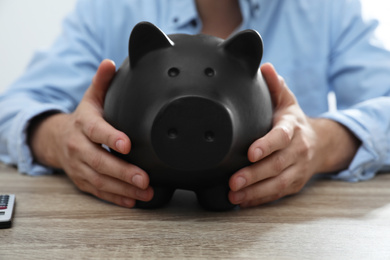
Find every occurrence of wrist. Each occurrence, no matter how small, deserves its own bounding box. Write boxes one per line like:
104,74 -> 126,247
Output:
310,118 -> 361,173
28,111 -> 66,168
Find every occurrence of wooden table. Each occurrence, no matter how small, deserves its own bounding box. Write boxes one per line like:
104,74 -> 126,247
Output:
1,163 -> 390,259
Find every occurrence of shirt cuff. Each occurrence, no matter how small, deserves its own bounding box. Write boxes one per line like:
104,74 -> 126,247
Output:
8,105 -> 69,176
320,109 -> 387,182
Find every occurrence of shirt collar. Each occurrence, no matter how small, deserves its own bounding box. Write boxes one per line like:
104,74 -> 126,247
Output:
168,0 -> 199,29
168,0 -> 262,30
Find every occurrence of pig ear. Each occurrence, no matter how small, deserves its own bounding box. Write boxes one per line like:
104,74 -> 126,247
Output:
219,29 -> 263,77
129,21 -> 174,68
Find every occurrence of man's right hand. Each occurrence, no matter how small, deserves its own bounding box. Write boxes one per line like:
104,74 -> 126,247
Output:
28,59 -> 153,208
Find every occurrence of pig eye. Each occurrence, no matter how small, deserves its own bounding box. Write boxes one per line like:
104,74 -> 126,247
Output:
168,67 -> 180,77
204,67 -> 215,77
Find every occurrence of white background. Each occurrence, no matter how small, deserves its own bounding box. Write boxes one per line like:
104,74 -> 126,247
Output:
0,0 -> 78,92
0,0 -> 389,93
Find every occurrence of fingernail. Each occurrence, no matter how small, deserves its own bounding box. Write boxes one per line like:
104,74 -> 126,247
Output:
232,191 -> 246,204
235,176 -> 247,191
132,174 -> 144,189
116,139 -> 125,153
253,148 -> 263,161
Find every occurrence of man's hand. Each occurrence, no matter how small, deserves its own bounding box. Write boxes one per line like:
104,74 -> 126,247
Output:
228,63 -> 360,208
29,59 -> 153,208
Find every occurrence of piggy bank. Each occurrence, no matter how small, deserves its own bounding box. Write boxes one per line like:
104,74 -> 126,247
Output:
104,22 -> 273,210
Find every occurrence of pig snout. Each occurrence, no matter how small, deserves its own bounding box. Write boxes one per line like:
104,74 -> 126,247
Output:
151,96 -> 233,171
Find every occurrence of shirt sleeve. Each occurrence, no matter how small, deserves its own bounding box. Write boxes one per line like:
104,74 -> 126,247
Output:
320,0 -> 390,181
0,0 -> 104,175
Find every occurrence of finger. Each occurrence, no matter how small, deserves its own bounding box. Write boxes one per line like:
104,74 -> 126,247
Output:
260,63 -> 296,108
96,190 -> 138,208
81,143 -> 150,189
72,163 -> 153,206
248,116 -> 295,162
80,59 -> 130,154
79,180 -> 137,208
81,114 -> 131,154
229,165 -> 300,206
230,145 -> 297,192
62,161 -> 137,208
260,63 -> 282,98
84,169 -> 153,202
239,195 -> 277,208
87,59 -> 117,105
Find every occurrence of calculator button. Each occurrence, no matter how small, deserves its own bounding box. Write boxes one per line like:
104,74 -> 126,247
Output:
0,195 -> 9,209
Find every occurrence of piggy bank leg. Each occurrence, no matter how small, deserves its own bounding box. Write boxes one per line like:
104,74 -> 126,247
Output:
136,187 -> 175,209
196,185 -> 236,211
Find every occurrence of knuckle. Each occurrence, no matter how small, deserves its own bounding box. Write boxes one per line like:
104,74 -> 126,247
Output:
85,119 -> 100,139
85,117 -> 118,148
91,174 -> 105,190
278,126 -> 292,144
73,114 -> 83,128
259,137 -> 273,156
297,138 -> 315,162
263,140 -> 273,156
65,137 -> 79,153
276,174 -> 290,191
120,170 -> 133,184
90,153 -> 104,172
298,137 -> 310,153
273,154 -> 286,173
122,187 -> 135,198
278,75 -> 286,86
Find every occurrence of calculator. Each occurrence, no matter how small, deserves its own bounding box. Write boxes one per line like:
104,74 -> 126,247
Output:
0,194 -> 15,228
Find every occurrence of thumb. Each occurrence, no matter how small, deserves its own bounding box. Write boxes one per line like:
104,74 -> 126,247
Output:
87,59 -> 117,106
260,63 -> 296,109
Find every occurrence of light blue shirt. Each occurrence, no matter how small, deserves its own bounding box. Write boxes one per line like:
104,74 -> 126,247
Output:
1,0 -> 390,181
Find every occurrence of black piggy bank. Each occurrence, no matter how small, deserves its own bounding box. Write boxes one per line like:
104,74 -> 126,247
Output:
104,22 -> 273,211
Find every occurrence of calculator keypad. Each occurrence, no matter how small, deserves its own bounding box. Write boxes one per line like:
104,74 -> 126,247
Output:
0,194 -> 15,228
0,195 -> 9,210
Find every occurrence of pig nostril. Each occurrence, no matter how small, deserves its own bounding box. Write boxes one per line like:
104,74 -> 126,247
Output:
204,68 -> 215,77
167,128 -> 178,139
168,67 -> 180,77
204,131 -> 215,142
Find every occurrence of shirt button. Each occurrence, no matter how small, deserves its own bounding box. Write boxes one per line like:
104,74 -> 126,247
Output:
173,17 -> 179,23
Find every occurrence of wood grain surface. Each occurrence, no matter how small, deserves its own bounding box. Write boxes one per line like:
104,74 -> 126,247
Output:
1,163 -> 390,260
